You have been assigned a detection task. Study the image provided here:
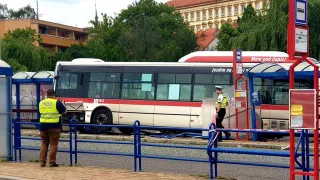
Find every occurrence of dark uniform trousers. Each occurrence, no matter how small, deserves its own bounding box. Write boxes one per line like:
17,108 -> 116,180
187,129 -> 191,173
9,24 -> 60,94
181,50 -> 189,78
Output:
216,108 -> 227,140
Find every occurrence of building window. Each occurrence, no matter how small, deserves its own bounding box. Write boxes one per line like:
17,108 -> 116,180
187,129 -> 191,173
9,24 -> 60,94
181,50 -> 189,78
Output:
255,2 -> 260,9
209,9 -> 213,19
197,11 -> 201,21
234,6 -> 239,15
203,25 -> 207,30
242,4 -> 246,13
221,7 -> 225,17
156,74 -> 192,101
191,12 -> 195,21
185,13 -> 189,22
215,8 -> 219,18
228,7 -> 232,17
209,23 -> 213,28
202,10 -> 207,20
121,73 -> 154,100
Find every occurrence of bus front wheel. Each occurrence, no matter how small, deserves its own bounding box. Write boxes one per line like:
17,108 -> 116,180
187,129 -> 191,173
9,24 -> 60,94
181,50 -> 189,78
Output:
91,108 -> 112,133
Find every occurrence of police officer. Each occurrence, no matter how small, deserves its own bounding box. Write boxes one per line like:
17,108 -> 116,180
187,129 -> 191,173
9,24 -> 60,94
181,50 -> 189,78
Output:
215,86 -> 231,142
39,89 -> 66,167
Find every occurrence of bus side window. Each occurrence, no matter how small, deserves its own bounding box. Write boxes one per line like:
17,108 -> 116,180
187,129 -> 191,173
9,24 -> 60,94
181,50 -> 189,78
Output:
121,73 -> 154,100
156,74 -> 192,101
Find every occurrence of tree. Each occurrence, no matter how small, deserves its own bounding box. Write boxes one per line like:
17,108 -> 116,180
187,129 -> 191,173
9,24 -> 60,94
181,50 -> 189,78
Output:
115,0 -> 198,61
1,28 -> 56,72
0,3 -> 36,19
3,28 -> 41,45
216,23 -> 239,51
216,0 -> 320,60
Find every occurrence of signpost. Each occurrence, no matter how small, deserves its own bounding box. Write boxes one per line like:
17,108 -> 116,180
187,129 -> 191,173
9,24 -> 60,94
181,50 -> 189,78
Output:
233,49 -> 249,141
288,0 -> 319,179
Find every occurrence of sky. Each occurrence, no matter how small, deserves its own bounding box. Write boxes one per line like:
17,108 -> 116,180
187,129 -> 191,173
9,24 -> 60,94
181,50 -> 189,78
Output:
2,0 -> 168,28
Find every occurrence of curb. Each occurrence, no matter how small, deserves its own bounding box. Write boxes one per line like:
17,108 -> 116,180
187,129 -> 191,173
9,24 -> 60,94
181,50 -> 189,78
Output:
17,131 -> 304,151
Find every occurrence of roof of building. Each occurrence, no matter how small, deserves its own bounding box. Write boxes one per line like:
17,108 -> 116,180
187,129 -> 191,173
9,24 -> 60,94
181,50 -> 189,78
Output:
166,0 -> 218,9
196,28 -> 218,51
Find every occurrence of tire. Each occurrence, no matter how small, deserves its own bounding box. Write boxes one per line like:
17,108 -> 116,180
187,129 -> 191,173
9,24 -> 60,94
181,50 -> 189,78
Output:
90,108 -> 112,134
118,128 -> 134,135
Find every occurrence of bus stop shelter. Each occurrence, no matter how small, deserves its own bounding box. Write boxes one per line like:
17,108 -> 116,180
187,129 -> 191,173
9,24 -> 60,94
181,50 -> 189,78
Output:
0,60 -> 14,160
12,71 -> 54,128
246,61 -> 320,141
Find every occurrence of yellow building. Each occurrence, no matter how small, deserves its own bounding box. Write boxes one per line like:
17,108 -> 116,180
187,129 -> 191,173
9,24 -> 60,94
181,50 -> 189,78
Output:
166,0 -> 265,32
0,19 -> 88,52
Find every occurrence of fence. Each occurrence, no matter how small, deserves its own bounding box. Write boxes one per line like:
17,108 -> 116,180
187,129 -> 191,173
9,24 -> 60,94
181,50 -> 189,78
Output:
13,118 -> 319,180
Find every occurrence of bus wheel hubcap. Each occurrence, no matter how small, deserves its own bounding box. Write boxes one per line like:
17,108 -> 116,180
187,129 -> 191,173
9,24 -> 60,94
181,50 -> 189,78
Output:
97,114 -> 108,124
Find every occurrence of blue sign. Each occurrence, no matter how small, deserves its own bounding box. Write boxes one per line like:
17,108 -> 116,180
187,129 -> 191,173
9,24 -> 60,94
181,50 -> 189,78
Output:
295,0 -> 307,26
236,49 -> 242,62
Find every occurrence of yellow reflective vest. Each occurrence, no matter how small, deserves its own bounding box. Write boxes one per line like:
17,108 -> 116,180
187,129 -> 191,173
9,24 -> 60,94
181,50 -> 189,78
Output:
39,98 -> 61,123
215,94 -> 228,109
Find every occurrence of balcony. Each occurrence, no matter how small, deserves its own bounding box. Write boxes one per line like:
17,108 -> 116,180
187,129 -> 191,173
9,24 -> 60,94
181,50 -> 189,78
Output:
40,34 -> 86,47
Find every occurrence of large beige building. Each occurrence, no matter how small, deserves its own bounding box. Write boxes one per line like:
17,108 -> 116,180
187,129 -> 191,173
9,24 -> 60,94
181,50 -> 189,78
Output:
166,0 -> 265,31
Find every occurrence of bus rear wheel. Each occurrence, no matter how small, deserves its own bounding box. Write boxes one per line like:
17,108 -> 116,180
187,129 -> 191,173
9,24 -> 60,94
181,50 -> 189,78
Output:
91,108 -> 112,134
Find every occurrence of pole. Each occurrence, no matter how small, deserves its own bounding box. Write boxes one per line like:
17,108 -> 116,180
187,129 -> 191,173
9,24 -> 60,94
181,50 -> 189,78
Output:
36,0 -> 39,20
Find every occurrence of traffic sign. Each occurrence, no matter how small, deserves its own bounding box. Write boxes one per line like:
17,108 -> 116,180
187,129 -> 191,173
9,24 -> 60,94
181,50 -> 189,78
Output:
234,90 -> 247,108
236,49 -> 242,62
295,0 -> 307,26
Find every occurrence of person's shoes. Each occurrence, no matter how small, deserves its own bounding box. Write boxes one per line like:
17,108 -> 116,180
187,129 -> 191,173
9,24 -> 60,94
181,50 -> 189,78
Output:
40,163 -> 46,167
49,163 -> 59,167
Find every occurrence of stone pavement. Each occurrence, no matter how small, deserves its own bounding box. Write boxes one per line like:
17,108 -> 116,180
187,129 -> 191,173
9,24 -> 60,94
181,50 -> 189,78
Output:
0,162 -> 208,180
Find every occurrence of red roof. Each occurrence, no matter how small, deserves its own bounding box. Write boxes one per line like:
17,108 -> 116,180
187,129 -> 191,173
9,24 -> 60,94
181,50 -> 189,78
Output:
196,28 -> 218,51
166,0 -> 217,8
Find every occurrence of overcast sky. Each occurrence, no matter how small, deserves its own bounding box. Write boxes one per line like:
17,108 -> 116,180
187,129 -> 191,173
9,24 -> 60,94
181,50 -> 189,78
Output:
2,0 -> 168,27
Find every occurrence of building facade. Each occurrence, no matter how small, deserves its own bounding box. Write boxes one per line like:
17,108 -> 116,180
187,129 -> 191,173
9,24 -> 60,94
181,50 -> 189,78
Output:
0,19 -> 88,52
166,0 -> 265,32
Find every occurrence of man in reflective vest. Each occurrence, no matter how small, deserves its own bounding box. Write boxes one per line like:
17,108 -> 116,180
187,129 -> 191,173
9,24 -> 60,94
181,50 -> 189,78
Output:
215,86 -> 231,142
39,89 -> 66,167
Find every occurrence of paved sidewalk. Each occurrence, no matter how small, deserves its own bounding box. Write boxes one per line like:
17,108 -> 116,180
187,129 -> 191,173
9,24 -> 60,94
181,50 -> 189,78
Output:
0,162 -> 208,180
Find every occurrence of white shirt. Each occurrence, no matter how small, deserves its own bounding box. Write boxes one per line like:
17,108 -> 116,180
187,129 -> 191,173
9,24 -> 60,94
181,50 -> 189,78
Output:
217,94 -> 224,103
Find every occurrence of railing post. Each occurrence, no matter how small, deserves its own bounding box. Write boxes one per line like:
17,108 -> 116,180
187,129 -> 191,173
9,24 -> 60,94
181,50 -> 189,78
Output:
13,118 -> 17,161
69,119 -> 73,166
137,121 -> 142,172
72,119 -> 78,166
133,121 -> 138,172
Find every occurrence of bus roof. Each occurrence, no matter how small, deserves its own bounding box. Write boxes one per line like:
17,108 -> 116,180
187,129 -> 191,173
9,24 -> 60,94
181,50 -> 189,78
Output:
56,61 -> 257,67
178,51 -> 294,63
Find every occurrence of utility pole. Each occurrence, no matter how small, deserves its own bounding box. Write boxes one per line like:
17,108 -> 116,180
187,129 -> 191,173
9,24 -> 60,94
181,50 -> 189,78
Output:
36,0 -> 39,19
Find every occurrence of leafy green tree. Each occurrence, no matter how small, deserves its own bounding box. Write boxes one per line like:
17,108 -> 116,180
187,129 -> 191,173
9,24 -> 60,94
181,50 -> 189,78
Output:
1,28 -> 56,72
3,28 -> 41,45
115,0 -> 198,61
0,3 -> 36,19
216,23 -> 239,51
60,0 -> 198,62
216,0 -> 320,60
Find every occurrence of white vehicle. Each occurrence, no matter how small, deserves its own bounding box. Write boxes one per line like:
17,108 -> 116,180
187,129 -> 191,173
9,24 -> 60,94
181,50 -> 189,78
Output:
54,51 -> 310,134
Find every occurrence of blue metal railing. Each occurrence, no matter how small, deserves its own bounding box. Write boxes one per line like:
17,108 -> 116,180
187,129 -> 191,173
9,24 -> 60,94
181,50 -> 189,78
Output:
13,118 -> 319,180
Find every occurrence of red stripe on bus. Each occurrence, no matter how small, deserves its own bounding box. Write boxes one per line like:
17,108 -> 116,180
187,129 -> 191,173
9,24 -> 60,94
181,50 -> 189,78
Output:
60,98 -> 290,110
60,98 -> 202,107
183,56 -> 295,63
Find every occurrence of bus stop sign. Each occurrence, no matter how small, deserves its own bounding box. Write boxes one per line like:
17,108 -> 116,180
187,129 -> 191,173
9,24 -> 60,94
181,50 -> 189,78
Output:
289,89 -> 316,129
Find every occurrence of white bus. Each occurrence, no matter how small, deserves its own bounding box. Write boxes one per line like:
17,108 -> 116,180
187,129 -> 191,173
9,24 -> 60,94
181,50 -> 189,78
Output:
54,51 -> 311,134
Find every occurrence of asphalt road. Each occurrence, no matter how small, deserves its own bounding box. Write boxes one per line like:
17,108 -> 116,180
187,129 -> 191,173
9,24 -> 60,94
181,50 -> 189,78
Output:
16,139 -> 313,180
